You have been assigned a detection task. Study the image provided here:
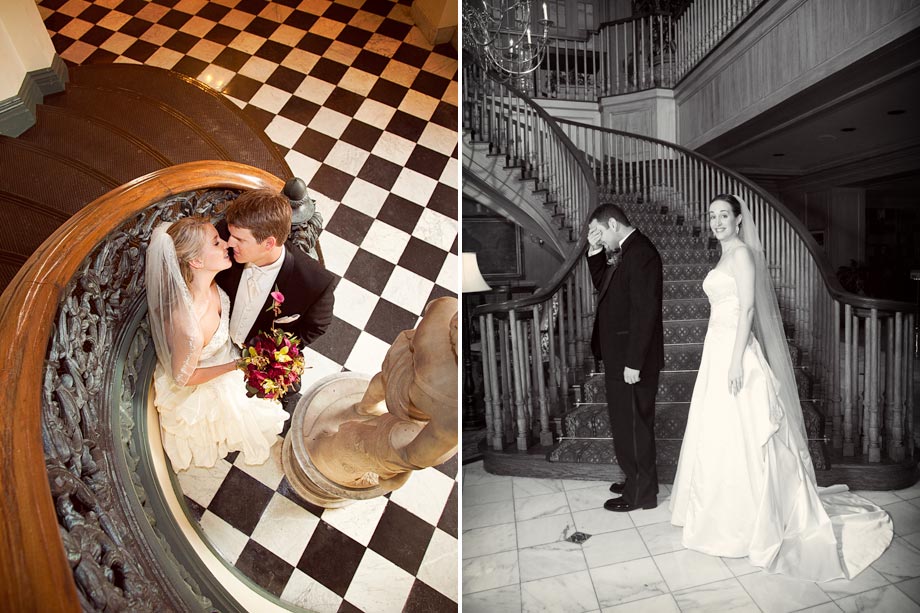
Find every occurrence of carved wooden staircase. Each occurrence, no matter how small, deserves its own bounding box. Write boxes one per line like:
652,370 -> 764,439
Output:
464,66 -> 918,490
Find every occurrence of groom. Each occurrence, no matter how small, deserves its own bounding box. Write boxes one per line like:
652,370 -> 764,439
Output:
217,188 -> 336,351
587,203 -> 664,512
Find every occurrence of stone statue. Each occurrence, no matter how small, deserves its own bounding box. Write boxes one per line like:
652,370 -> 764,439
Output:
283,297 -> 458,507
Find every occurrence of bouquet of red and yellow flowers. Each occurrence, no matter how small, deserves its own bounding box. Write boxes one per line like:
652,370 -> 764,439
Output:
238,289 -> 305,400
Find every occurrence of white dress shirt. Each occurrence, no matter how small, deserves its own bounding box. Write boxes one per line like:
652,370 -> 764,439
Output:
230,247 -> 285,347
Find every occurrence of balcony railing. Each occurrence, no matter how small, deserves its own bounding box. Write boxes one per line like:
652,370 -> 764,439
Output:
522,0 -> 766,100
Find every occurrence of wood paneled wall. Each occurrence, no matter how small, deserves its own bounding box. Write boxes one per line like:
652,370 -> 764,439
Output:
676,0 -> 920,149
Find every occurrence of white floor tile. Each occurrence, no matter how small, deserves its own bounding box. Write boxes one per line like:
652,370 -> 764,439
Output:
465,499 -> 516,531
653,548 -> 732,592
519,541 -> 588,582
737,571 -> 831,613
638,521 -> 686,556
836,584 -> 920,612
819,566 -> 889,599
582,528 -> 649,568
513,476 -> 566,499
515,492 -> 571,522
463,584 -> 522,613
516,513 -> 579,549
463,523 -> 518,559
600,593 -> 680,613
672,577 -> 759,612
344,549 -> 415,613
463,550 -> 520,595
589,557 -> 668,608
464,480 -> 515,508
521,570 -> 600,613
872,537 -> 920,582
572,507 -> 635,536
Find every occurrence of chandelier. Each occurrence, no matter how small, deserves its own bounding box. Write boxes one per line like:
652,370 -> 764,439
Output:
463,0 -> 553,81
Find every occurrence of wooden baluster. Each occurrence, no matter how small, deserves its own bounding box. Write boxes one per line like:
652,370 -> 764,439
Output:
868,309 -> 881,461
509,309 -> 528,450
533,305 -> 552,445
843,306 -> 854,455
547,297 -> 558,414
558,286 -> 569,408
574,269 -> 585,376
566,277 -> 577,379
910,313 -> 916,454
480,313 -> 494,448
892,312 -> 905,460
832,298 -> 842,449
499,318 -> 513,444
484,314 -> 503,451
520,316 -> 534,435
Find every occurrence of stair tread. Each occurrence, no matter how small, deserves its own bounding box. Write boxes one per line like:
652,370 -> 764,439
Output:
69,64 -> 289,178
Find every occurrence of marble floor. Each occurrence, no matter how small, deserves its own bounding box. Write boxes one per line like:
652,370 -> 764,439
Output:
462,461 -> 920,613
36,0 -> 458,610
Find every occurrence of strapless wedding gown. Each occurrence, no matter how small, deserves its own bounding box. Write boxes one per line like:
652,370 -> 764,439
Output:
152,288 -> 289,471
669,268 -> 893,581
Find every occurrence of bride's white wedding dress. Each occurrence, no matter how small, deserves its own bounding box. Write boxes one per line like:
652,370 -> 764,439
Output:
669,267 -> 893,581
153,287 -> 289,471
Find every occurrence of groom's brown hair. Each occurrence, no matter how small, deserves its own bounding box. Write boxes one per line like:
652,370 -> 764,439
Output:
225,189 -> 291,245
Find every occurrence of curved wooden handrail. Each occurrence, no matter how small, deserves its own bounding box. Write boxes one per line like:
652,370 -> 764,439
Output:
474,116 -> 914,316
0,161 -> 283,611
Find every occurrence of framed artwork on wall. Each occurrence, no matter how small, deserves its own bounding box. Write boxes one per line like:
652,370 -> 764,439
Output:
462,217 -> 523,280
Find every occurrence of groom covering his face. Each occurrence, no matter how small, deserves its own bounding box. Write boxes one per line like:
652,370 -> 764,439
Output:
217,189 -> 336,349
586,202 -> 664,513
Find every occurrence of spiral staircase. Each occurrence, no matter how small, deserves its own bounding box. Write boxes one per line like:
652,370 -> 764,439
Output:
462,61 -> 918,490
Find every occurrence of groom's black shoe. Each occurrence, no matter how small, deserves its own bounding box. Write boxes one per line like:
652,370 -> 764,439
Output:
609,482 -> 625,494
603,496 -> 657,512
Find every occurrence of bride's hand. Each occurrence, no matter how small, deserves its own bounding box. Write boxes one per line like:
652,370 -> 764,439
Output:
728,362 -> 743,396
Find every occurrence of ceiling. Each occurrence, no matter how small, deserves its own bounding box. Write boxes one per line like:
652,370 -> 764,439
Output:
698,30 -> 920,196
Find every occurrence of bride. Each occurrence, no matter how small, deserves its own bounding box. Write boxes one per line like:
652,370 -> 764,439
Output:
669,194 -> 893,581
146,217 -> 289,471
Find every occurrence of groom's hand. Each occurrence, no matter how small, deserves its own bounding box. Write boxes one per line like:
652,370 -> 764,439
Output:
623,366 -> 640,384
587,226 -> 604,256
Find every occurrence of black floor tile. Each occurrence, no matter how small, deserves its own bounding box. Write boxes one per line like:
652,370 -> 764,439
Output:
377,194 -> 423,234
357,153 -> 401,191
437,482 -> 458,539
292,128 -> 336,163
344,249 -> 395,295
208,466 -> 274,536
398,237 -> 447,281
164,30 -> 198,54
85,48 -> 119,64
122,39 -> 159,63
323,3 -> 358,24
368,78 -> 408,108
223,73 -> 263,102
297,32 -> 333,55
309,164 -> 354,201
78,5 -> 110,24
256,39 -> 293,64
116,0 -> 147,15
119,17 -> 153,38
403,579 -> 457,613
393,42 -> 430,68
352,49 -> 389,76
184,495 -> 206,523
360,0 -> 395,17
244,16 -> 278,38
277,477 -> 326,518
235,539 -> 296,597
427,183 -> 458,219
205,24 -> 241,47
285,9 -> 318,31
267,65 -> 306,93
412,71 -> 451,100
310,57 -> 348,85
278,96 -> 320,125
365,299 -> 418,344
298,523 -> 366,597
158,9 -> 192,30
325,87 -> 364,117
377,18 -> 412,41
386,109 -> 426,142
429,101 -> 457,130
326,205 -> 375,246
368,502 -> 435,575
198,3 -> 231,22
213,47 -> 250,72
236,0 -> 270,15
405,145 -> 449,180
171,55 -> 209,79
342,120 -> 384,152
309,316 -> 362,364
81,25 -> 114,47
338,25 -> 373,48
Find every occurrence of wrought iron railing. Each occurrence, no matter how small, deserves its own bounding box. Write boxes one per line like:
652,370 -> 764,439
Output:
465,69 -> 918,473
0,162 -> 313,611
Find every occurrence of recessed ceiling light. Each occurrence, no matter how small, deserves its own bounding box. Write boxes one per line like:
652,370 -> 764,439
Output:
772,153 -> 785,157
840,127 -> 856,132
887,109 -> 906,115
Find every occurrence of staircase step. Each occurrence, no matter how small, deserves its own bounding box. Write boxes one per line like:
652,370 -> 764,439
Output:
659,247 -> 719,264
69,64 -> 289,178
0,139 -> 114,218
662,299 -> 710,321
45,84 -> 231,165
0,193 -> 70,261
19,104 -> 170,185
650,235 -> 707,250
663,281 -> 707,300
663,264 -> 712,281
548,438 -> 683,472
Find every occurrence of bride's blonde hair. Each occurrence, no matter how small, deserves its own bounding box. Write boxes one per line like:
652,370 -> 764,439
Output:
167,217 -> 212,286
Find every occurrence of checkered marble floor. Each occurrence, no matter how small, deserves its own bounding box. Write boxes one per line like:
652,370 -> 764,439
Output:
462,461 -> 920,613
36,0 -> 457,610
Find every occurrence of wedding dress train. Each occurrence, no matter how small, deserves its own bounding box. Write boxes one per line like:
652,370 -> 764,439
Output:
669,268 -> 893,581
153,288 -> 289,471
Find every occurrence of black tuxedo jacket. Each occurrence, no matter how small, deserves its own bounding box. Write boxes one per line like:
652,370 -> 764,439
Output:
588,230 -> 664,378
216,224 -> 336,345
